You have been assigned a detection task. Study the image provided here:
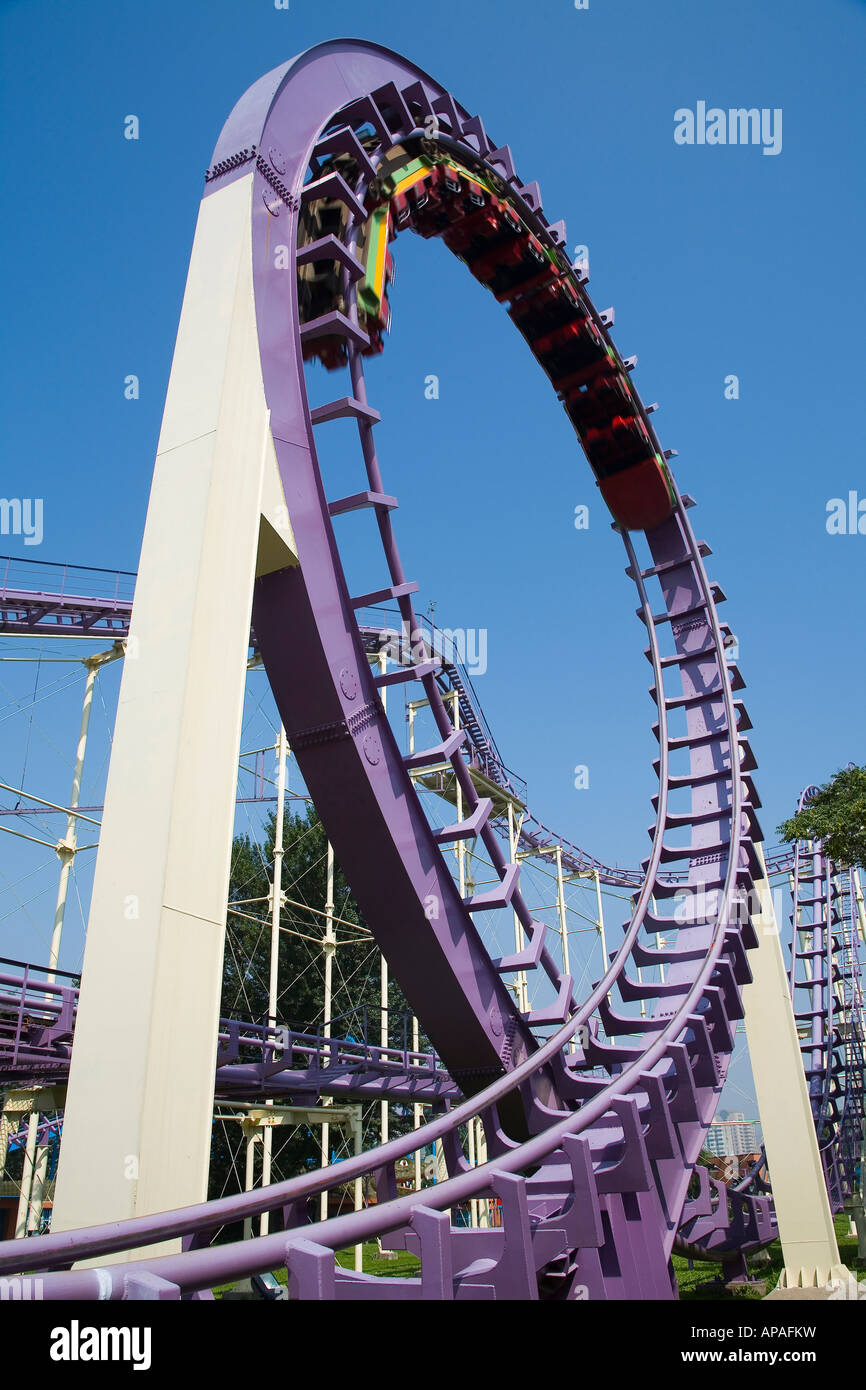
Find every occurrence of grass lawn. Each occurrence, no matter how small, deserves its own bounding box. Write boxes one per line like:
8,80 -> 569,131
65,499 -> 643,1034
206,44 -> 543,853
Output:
213,1242 -> 420,1296
335,1243 -> 421,1278
674,1215 -> 866,1299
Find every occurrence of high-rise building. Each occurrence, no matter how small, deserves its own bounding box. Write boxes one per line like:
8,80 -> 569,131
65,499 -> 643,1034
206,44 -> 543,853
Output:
705,1111 -> 761,1157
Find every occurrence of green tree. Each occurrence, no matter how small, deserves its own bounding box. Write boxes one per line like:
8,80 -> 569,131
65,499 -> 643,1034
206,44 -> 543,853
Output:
222,803 -> 417,1037
776,765 -> 866,869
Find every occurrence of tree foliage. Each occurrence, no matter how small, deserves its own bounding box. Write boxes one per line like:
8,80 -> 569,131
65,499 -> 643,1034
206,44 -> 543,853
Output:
209,804 -> 424,1205
776,764 -> 866,869
222,802 -> 415,1035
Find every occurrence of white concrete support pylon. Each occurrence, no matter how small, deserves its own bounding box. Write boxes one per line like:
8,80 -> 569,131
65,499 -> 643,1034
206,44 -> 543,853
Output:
554,847 -> 570,979
467,1113 -> 478,1228
380,952 -> 389,1146
52,170 -> 297,1251
320,841 -> 336,1223
507,803 -> 528,1013
14,1113 -> 38,1239
593,870 -> 607,974
26,1144 -> 50,1234
474,1118 -> 490,1227
48,645 -> 124,982
268,727 -> 289,1025
743,844 -> 849,1288
260,725 -> 288,1238
351,1106 -> 363,1275
377,651 -> 390,1149
0,1110 -> 11,1183
242,1135 -> 260,1243
411,1015 -> 423,1192
853,868 -> 866,947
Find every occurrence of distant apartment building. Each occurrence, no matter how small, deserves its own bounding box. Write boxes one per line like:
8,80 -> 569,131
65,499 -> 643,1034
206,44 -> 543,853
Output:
706,1111 -> 761,1157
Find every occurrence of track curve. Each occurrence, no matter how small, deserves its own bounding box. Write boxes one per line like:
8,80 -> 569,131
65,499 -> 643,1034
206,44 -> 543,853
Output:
0,39 -> 768,1299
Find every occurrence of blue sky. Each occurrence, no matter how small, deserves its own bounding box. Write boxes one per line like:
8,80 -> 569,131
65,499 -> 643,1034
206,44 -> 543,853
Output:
1,1 -> 864,1116
2,0 -> 864,868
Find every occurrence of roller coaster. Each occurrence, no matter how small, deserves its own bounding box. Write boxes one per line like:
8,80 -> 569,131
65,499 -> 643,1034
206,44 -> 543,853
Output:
0,39 -> 863,1301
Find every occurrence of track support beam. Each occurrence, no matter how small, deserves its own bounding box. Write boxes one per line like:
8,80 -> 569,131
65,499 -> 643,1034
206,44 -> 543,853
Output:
51,170 -> 297,1256
743,845 -> 850,1289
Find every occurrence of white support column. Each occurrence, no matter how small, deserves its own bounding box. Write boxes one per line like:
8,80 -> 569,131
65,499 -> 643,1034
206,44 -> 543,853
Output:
593,871 -> 612,1038
351,1106 -> 363,1274
407,700 -> 418,758
320,842 -> 336,1222
467,1114 -> 478,1229
380,954 -> 389,1146
268,727 -> 289,1026
852,868 -> 866,947
454,726 -> 466,899
26,1145 -> 50,1234
593,869 -> 607,976
412,1012 -> 423,1192
551,848 -> 579,1048
445,689 -> 467,913
743,845 -> 849,1288
14,1114 -> 38,1239
507,804 -> 528,1013
48,646 -> 123,981
830,874 -> 848,1016
554,846 -> 570,979
650,894 -> 666,984
0,1110 -> 11,1184
476,1118 -> 489,1227
435,1132 -> 449,1221
52,170 -> 297,1252
243,1132 -> 259,1242
260,726 -> 288,1238
378,651 -> 389,1149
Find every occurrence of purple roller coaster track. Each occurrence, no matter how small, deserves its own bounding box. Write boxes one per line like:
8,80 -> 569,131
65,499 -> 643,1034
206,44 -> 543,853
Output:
0,39 -> 862,1301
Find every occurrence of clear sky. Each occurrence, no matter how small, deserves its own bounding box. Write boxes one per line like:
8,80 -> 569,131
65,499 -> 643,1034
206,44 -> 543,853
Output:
1,1 -> 864,1117
2,0 -> 864,866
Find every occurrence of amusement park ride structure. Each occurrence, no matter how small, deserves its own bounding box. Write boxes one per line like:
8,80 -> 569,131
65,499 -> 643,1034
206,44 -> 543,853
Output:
0,39 -> 863,1300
